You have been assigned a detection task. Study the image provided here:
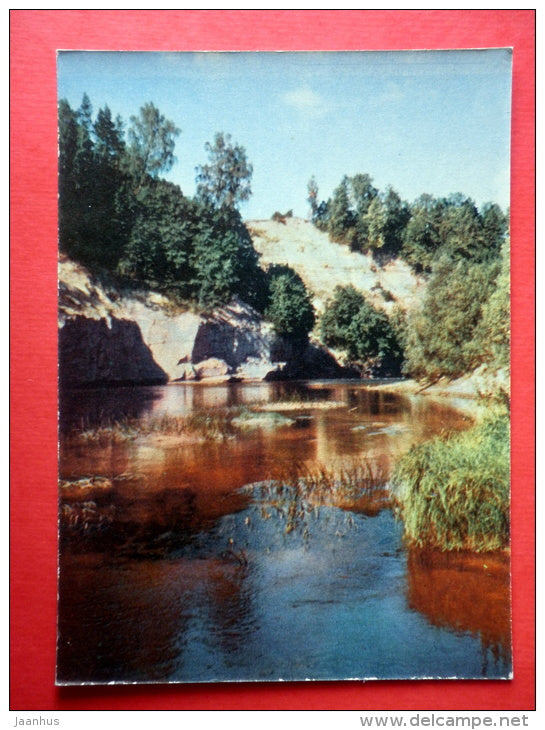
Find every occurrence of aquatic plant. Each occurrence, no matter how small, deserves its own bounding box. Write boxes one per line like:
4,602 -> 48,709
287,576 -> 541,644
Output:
242,459 -> 390,540
71,409 -> 238,444
392,408 -> 510,552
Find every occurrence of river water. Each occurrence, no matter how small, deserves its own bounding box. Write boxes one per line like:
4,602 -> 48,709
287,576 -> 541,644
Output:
57,381 -> 511,684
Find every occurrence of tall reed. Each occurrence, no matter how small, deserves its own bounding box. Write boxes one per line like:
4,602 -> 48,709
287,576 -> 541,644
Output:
392,407 -> 510,552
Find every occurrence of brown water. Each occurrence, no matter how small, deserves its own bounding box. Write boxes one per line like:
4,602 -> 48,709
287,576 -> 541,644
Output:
57,381 -> 511,684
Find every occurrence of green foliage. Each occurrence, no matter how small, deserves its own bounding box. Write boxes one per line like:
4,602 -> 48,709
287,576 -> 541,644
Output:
402,193 -> 508,273
58,97 -> 134,270
309,174 -> 408,258
389,305 -> 409,353
363,197 -> 387,251
118,179 -> 199,296
400,194 -> 443,273
379,187 -> 412,258
392,408 -> 510,551
191,209 -> 266,310
469,240 -> 510,370
308,175 -> 507,271
480,203 -> 509,259
126,102 -> 180,185
402,256 -> 502,381
327,177 -> 356,243
264,265 -> 315,343
195,132 -> 253,212
320,285 -> 401,368
58,95 -> 266,312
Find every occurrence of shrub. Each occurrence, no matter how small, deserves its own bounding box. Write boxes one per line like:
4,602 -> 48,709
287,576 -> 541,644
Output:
402,256 -> 499,381
264,265 -> 315,343
271,210 -> 293,223
392,408 -> 510,552
320,285 -> 401,368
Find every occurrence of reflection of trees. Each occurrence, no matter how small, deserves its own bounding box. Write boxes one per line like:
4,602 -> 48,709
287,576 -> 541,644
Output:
57,554 -> 191,683
406,548 -> 511,675
204,560 -> 256,660
59,385 -> 162,433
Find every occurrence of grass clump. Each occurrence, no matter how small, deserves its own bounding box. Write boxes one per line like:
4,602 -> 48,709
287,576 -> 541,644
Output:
72,410 -> 236,445
392,407 -> 510,552
244,459 -> 390,537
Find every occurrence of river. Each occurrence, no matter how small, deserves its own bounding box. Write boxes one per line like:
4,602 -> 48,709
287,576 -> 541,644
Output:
57,381 -> 511,684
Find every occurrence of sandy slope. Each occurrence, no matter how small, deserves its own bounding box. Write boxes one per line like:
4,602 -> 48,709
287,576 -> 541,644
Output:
247,217 -> 425,313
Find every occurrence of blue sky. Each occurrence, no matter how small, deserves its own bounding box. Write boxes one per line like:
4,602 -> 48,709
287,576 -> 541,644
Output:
57,49 -> 512,220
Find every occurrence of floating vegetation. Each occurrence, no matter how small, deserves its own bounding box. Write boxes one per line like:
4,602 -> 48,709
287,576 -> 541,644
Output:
241,459 -> 390,539
59,475 -> 113,491
69,409 -> 238,445
230,410 -> 295,430
255,400 -> 346,412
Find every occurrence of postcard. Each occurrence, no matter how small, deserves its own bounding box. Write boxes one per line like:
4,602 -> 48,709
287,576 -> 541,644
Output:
56,49 -> 513,684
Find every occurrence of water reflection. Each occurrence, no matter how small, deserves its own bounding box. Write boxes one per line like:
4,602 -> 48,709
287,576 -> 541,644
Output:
406,548 -> 512,676
58,504 -> 511,683
57,381 -> 510,683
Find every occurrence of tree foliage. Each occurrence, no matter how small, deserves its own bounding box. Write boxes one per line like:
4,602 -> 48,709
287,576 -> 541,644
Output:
118,179 -> 199,296
264,265 -> 316,343
402,255 -> 502,381
127,102 -> 180,185
469,239 -> 510,371
195,132 -> 253,212
320,285 -> 401,371
58,96 -> 134,270
308,175 -> 508,271
58,95 -> 265,311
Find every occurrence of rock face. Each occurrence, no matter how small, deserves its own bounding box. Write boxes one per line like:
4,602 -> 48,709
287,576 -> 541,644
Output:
247,217 -> 424,314
59,316 -> 168,387
58,257 -> 349,387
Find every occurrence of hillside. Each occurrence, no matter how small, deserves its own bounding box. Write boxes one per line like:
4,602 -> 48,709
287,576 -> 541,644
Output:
247,217 -> 425,314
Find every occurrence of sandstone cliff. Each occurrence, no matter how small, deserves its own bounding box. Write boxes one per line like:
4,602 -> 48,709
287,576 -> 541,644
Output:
247,217 -> 424,313
58,257 -> 346,387
58,218 -> 426,388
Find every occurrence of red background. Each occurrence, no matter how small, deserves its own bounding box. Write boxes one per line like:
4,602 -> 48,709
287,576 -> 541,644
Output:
10,10 -> 535,711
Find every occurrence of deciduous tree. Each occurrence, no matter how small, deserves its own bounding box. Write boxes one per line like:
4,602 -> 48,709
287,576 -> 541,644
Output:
195,132 -> 253,212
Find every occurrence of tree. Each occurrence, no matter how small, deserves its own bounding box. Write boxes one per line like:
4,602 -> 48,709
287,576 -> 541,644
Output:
320,285 -> 401,368
190,206 -> 266,309
307,176 -> 319,220
438,194 -> 483,261
350,173 -> 379,251
401,194 -> 444,273
350,173 -> 378,215
264,265 -> 315,343
127,102 -> 180,185
93,105 -> 125,163
119,180 -> 200,296
58,95 -> 139,270
480,203 -> 508,259
402,256 -> 499,380
327,176 -> 355,243
363,197 -> 387,252
195,132 -> 253,212
470,239 -> 510,371
58,98 -> 81,256
381,186 -> 411,258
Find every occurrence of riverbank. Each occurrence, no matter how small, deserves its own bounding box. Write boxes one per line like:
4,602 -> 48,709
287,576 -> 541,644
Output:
368,365 -> 509,400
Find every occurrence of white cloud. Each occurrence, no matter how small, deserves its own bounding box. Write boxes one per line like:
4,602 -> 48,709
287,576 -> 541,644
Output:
282,87 -> 330,118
